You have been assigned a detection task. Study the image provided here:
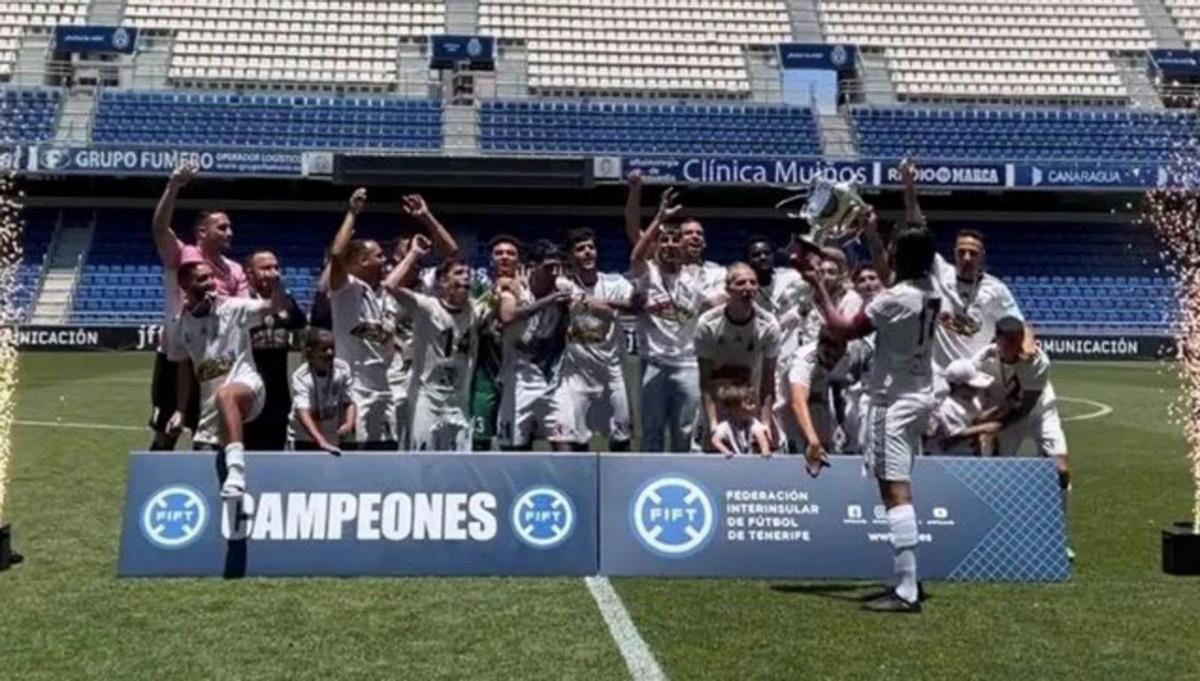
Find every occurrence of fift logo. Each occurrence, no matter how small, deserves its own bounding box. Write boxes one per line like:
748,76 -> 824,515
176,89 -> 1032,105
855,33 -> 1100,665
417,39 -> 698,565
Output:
138,324 -> 164,350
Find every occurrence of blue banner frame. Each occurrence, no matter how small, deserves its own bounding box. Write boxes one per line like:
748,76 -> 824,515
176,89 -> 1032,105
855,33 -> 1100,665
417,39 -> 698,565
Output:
119,452 -> 1067,581
53,25 -> 139,54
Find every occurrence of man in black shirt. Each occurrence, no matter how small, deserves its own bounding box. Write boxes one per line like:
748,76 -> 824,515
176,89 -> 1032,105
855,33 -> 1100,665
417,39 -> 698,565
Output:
242,250 -> 308,450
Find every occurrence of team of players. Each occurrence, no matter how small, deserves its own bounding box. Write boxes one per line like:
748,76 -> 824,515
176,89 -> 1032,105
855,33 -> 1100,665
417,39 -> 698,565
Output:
148,160 -> 1072,611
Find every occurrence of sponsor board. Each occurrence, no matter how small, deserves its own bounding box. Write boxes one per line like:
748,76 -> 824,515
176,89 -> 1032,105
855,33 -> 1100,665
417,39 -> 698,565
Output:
431,35 -> 495,69
599,455 -> 1067,581
620,157 -> 873,186
119,452 -> 599,577
25,146 -> 303,177
778,43 -> 858,73
120,453 -> 1067,581
4,325 -> 163,351
53,25 -> 139,54
1037,334 -> 1175,360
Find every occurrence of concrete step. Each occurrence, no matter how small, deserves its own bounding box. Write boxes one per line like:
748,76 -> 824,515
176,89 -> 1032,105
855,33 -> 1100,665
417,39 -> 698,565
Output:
11,32 -> 52,86
1136,0 -> 1186,49
445,0 -> 479,34
88,0 -> 128,25
785,0 -> 825,43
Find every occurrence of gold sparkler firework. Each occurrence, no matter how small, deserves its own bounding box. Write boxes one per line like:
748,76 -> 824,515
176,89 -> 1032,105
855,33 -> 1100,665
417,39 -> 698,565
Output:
0,163 -> 22,527
1140,97 -> 1200,532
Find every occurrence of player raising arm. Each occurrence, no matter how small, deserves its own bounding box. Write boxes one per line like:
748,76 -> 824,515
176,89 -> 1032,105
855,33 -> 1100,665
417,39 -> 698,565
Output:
384,236 -> 479,451
799,224 -> 941,613
167,261 -> 291,498
328,188 -> 398,449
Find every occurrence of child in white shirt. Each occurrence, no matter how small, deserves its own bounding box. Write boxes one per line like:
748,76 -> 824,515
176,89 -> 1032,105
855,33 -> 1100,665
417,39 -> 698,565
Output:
711,384 -> 772,458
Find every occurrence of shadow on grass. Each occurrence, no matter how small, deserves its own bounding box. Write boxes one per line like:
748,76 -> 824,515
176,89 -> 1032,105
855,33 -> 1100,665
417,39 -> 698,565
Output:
768,582 -> 883,602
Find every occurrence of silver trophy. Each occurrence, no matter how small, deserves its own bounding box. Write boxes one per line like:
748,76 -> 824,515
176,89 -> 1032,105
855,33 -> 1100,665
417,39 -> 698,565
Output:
776,178 -> 866,247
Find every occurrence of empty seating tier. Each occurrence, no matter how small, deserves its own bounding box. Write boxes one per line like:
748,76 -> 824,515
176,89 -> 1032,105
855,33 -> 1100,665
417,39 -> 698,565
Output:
0,88 -> 60,143
0,1 -> 89,79
122,0 -> 445,87
93,91 -> 443,151
480,100 -> 820,156
480,0 -> 793,94
1162,0 -> 1200,48
853,107 -> 1199,162
820,0 -> 1152,100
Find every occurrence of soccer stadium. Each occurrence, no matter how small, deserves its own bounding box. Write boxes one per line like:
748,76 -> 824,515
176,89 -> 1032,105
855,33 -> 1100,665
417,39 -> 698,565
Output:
1,0 -> 1199,678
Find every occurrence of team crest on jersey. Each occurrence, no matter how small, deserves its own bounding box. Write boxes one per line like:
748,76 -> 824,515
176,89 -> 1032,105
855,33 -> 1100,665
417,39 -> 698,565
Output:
196,353 -> 234,381
351,322 -> 391,345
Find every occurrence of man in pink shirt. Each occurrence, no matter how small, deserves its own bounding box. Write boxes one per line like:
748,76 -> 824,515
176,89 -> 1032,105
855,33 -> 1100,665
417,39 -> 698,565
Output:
148,159 -> 249,450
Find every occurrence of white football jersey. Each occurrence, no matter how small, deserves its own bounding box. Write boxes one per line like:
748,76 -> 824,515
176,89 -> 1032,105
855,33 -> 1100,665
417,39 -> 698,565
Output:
802,288 -> 863,348
974,344 -> 1057,413
288,359 -> 353,444
400,291 -> 477,409
167,297 -> 267,418
864,277 -> 941,402
932,254 -> 1024,369
787,341 -> 834,399
695,304 -> 782,396
330,275 -> 394,392
635,261 -> 705,367
560,272 -> 633,384
713,418 -> 769,455
927,392 -> 985,456
756,268 -> 813,362
501,286 -> 568,386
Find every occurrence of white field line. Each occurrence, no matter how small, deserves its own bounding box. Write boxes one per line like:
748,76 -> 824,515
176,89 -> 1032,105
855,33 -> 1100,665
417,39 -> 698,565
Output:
1058,396 -> 1114,423
14,419 -> 144,432
584,576 -> 667,681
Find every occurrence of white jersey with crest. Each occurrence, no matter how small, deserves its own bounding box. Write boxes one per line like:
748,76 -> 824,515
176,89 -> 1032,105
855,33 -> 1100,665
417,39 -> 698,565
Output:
635,260 -> 705,368
694,304 -> 782,396
931,254 -> 1023,369
167,297 -> 269,442
756,268 -> 813,363
713,418 -> 769,455
401,291 -> 477,409
974,344 -> 1057,413
330,274 -> 394,392
561,272 -> 633,385
501,286 -> 568,387
288,359 -> 354,444
863,277 -> 941,402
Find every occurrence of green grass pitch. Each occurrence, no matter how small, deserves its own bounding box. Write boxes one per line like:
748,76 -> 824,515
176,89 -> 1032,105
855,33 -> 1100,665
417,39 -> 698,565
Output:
1,353 -> 1198,680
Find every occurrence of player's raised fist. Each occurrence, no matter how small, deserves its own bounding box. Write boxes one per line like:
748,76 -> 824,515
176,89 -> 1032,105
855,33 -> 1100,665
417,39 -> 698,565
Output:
401,194 -> 430,220
657,187 -> 683,221
348,188 -> 368,215
899,158 -> 918,186
168,159 -> 199,188
409,233 -> 433,257
627,169 -> 643,187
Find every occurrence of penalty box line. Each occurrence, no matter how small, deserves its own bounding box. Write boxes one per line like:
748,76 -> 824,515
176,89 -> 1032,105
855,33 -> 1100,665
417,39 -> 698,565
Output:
585,576 -> 667,681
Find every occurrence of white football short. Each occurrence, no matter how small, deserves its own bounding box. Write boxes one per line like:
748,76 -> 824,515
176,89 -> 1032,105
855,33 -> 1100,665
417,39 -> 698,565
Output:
998,406 -> 1068,458
194,373 -> 266,447
548,371 -> 631,445
408,392 -> 472,452
496,375 -> 555,448
863,393 -> 938,482
351,384 -> 397,445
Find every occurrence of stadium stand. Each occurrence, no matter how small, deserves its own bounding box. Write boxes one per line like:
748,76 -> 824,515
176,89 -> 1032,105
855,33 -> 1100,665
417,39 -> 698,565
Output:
1163,0 -> 1200,47
0,1 -> 88,80
122,0 -> 445,87
8,211 -> 55,323
0,88 -> 60,143
92,91 -> 443,150
479,100 -> 820,155
852,106 -> 1199,161
819,0 -> 1152,100
478,0 -> 792,94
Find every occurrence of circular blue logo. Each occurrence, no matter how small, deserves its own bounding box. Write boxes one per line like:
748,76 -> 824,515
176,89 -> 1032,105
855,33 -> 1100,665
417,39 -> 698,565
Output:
511,486 -> 575,549
630,475 -> 715,558
140,485 -> 209,550
830,45 -> 847,66
113,28 -> 130,50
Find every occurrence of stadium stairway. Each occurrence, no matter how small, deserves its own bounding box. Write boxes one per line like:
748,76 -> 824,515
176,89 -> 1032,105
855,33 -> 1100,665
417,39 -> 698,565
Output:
30,218 -> 94,325
1137,0 -> 1188,48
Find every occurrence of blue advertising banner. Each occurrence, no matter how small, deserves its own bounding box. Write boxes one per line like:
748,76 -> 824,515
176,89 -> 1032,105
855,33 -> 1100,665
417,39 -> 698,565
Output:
118,452 -> 599,577
875,160 -> 1011,189
778,43 -> 858,74
1148,49 -> 1200,77
1015,163 -> 1160,189
599,455 -> 1068,582
618,156 -> 874,186
431,35 -> 496,70
120,452 -> 1067,581
0,145 -> 22,172
53,25 -> 139,54
25,146 -> 303,177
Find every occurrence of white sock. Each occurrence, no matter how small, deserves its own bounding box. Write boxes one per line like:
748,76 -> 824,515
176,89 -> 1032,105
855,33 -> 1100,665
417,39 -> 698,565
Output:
888,504 -> 919,603
225,442 -> 246,472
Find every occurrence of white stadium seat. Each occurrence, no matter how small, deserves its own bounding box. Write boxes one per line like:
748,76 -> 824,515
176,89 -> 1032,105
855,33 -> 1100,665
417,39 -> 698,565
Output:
478,0 -> 793,94
0,1 -> 89,79
122,0 -> 445,87
819,0 -> 1152,100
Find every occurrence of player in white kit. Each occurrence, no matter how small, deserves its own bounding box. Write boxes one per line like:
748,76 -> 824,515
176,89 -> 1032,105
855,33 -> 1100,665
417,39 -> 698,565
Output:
549,228 -> 636,451
974,316 -> 1073,556
386,238 -> 478,452
802,224 -> 941,613
327,188 -> 398,449
694,263 -> 782,453
899,159 -> 1023,369
496,240 -> 572,450
288,329 -> 355,453
166,261 -> 290,498
784,329 -> 847,459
